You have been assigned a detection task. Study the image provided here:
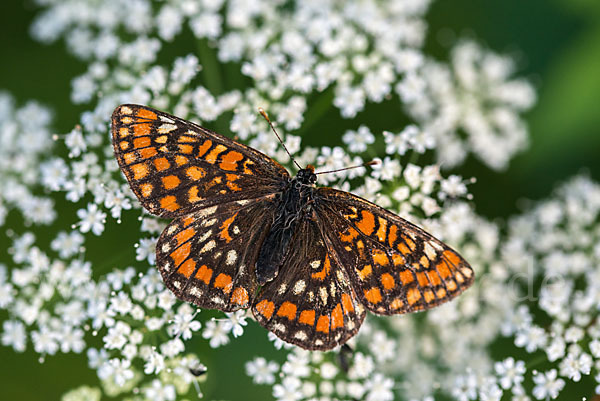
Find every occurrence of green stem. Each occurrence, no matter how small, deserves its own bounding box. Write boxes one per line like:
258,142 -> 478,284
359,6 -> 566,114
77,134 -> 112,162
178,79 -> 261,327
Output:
407,150 -> 419,166
197,39 -> 224,96
296,87 -> 335,137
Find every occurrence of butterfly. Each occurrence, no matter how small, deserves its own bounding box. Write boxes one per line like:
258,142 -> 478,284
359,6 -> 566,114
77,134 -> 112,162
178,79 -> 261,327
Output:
111,104 -> 474,351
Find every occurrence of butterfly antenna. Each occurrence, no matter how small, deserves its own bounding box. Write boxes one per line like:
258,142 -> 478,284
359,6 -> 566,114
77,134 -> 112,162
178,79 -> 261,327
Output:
258,108 -> 302,170
315,160 -> 379,175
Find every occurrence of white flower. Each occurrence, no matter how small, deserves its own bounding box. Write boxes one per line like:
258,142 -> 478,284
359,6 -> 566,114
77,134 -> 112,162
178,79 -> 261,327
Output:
157,290 -> 177,311
109,292 -> 133,316
144,379 -> 176,401
383,130 -> 410,156
31,326 -> 59,355
246,357 -> 279,385
334,85 -> 365,118
558,352 -> 592,382
77,203 -> 106,235
104,190 -> 132,219
494,357 -> 525,389
365,373 -> 394,401
103,321 -> 131,350
144,350 -> 165,374
135,238 -> 157,265
532,369 -> 565,400
50,231 -> 84,259
282,351 -> 311,378
202,320 -> 230,348
319,362 -> 338,380
60,326 -> 85,353
514,325 -> 547,353
2,320 -> 26,352
160,338 -> 184,357
441,175 -> 468,198
349,353 -> 374,379
369,331 -> 396,363
452,373 -> 478,401
41,158 -> 68,191
105,358 -> 135,387
273,376 -> 302,401
372,157 -> 402,181
343,125 -> 375,153
169,309 -> 201,340
403,163 -> 421,188
223,310 -> 247,337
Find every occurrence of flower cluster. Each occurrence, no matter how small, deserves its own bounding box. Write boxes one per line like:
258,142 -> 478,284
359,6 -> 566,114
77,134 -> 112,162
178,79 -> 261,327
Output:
0,92 -> 56,226
402,41 -> 537,170
1,1 -> 584,401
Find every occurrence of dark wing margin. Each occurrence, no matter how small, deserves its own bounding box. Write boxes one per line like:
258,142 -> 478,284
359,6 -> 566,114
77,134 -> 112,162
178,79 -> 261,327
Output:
315,187 -> 474,315
111,104 -> 289,218
252,215 -> 366,351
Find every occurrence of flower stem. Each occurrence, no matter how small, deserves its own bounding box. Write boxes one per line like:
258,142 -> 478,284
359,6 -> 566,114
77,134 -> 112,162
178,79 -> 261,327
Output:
296,87 -> 334,137
197,39 -> 224,96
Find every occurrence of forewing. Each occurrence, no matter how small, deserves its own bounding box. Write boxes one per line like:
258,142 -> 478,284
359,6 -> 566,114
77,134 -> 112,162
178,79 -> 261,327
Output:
156,195 -> 276,311
316,188 -> 474,315
111,104 -> 289,217
252,216 -> 366,351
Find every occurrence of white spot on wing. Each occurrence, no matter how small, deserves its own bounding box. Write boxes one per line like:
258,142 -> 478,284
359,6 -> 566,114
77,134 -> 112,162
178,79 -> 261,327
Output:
198,230 -> 212,243
161,243 -> 171,253
167,225 -> 178,235
424,242 -> 437,260
198,206 -> 217,218
319,287 -> 328,304
329,282 -> 337,297
201,218 -> 217,227
159,115 -> 174,123
189,287 -> 202,296
293,280 -> 306,295
277,283 -> 287,295
294,331 -> 307,340
158,123 -> 177,133
200,240 -> 216,254
236,199 -> 250,205
310,260 -> 321,269
430,241 -> 444,251
172,281 -> 181,289
233,226 -> 240,234
272,323 -> 286,333
226,250 -> 238,265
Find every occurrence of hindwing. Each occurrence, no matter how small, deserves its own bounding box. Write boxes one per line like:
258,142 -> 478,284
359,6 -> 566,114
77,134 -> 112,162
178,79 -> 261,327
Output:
111,104 -> 288,217
252,215 -> 366,351
316,188 -> 474,315
156,196 -> 277,311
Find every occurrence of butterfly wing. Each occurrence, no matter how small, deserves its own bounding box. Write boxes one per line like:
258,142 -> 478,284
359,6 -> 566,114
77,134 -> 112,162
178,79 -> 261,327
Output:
252,215 -> 366,351
156,195 -> 277,311
315,187 -> 474,315
111,104 -> 289,218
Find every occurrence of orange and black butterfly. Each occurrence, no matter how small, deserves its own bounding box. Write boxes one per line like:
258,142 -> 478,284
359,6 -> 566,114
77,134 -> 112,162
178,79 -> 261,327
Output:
111,104 -> 474,351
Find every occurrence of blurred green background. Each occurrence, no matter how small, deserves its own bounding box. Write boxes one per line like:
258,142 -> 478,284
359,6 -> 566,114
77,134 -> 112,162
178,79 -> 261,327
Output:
1,0 -> 599,399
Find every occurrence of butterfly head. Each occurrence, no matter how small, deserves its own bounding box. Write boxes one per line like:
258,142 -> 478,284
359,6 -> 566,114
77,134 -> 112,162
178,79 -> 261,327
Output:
296,165 -> 317,185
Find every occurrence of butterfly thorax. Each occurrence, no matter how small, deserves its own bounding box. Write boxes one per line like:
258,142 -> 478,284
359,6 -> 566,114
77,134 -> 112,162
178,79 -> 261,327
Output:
255,167 -> 317,286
